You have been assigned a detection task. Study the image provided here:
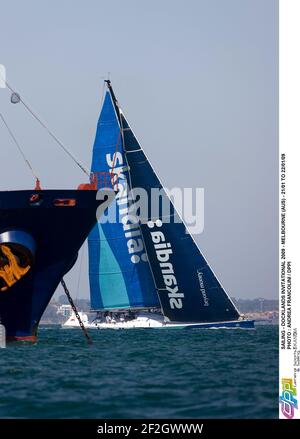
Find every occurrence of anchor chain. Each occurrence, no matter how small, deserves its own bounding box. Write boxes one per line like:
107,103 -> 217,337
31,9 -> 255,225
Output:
60,278 -> 92,345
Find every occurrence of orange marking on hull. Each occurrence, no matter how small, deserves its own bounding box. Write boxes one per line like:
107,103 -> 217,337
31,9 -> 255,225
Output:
0,245 -> 31,291
6,335 -> 37,343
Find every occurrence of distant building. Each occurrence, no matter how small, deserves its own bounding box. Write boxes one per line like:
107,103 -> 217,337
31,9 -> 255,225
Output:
231,298 -> 278,313
57,304 -> 72,317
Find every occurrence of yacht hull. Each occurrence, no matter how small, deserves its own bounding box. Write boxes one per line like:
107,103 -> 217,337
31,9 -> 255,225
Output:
87,319 -> 255,330
63,312 -> 255,330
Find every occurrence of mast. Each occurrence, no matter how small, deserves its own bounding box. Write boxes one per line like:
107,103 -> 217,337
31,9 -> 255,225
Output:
104,80 -> 163,308
88,80 -> 160,311
104,80 -> 121,125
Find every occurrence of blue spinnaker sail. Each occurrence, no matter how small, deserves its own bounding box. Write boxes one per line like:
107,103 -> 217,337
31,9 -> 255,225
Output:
88,91 -> 160,310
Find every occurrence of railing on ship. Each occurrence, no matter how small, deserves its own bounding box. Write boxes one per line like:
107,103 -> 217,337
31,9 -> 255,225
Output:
78,172 -> 118,192
91,172 -> 118,192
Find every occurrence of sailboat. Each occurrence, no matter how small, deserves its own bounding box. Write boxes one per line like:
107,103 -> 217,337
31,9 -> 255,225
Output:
84,80 -> 254,330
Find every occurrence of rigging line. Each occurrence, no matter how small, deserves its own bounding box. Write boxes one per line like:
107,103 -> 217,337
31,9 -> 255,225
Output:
0,112 -> 39,180
100,80 -> 106,109
108,91 -> 163,308
103,80 -> 122,176
111,130 -> 122,173
106,82 -> 160,291
3,77 -> 90,177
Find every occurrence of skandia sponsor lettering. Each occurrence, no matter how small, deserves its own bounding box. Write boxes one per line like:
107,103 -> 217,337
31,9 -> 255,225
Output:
280,378 -> 298,419
106,152 -> 147,264
147,219 -> 183,309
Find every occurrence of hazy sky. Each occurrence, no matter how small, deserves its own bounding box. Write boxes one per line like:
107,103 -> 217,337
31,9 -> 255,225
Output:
0,0 -> 278,300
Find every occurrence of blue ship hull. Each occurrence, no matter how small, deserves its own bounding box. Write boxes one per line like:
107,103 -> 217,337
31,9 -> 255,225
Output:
0,189 -> 101,341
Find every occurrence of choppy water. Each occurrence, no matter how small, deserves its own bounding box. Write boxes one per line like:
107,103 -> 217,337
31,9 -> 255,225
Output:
0,325 -> 278,419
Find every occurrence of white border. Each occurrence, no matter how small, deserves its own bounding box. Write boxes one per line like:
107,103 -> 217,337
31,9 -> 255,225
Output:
279,0 -> 300,419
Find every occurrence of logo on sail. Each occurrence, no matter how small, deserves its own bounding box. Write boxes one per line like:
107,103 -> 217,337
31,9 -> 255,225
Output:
148,219 -> 183,309
106,152 -> 147,264
0,245 -> 31,292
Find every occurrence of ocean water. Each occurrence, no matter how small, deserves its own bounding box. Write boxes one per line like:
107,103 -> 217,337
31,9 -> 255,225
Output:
0,325 -> 278,419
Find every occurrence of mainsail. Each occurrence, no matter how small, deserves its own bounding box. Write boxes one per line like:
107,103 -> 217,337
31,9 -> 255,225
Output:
88,89 -> 160,310
89,81 -> 240,322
